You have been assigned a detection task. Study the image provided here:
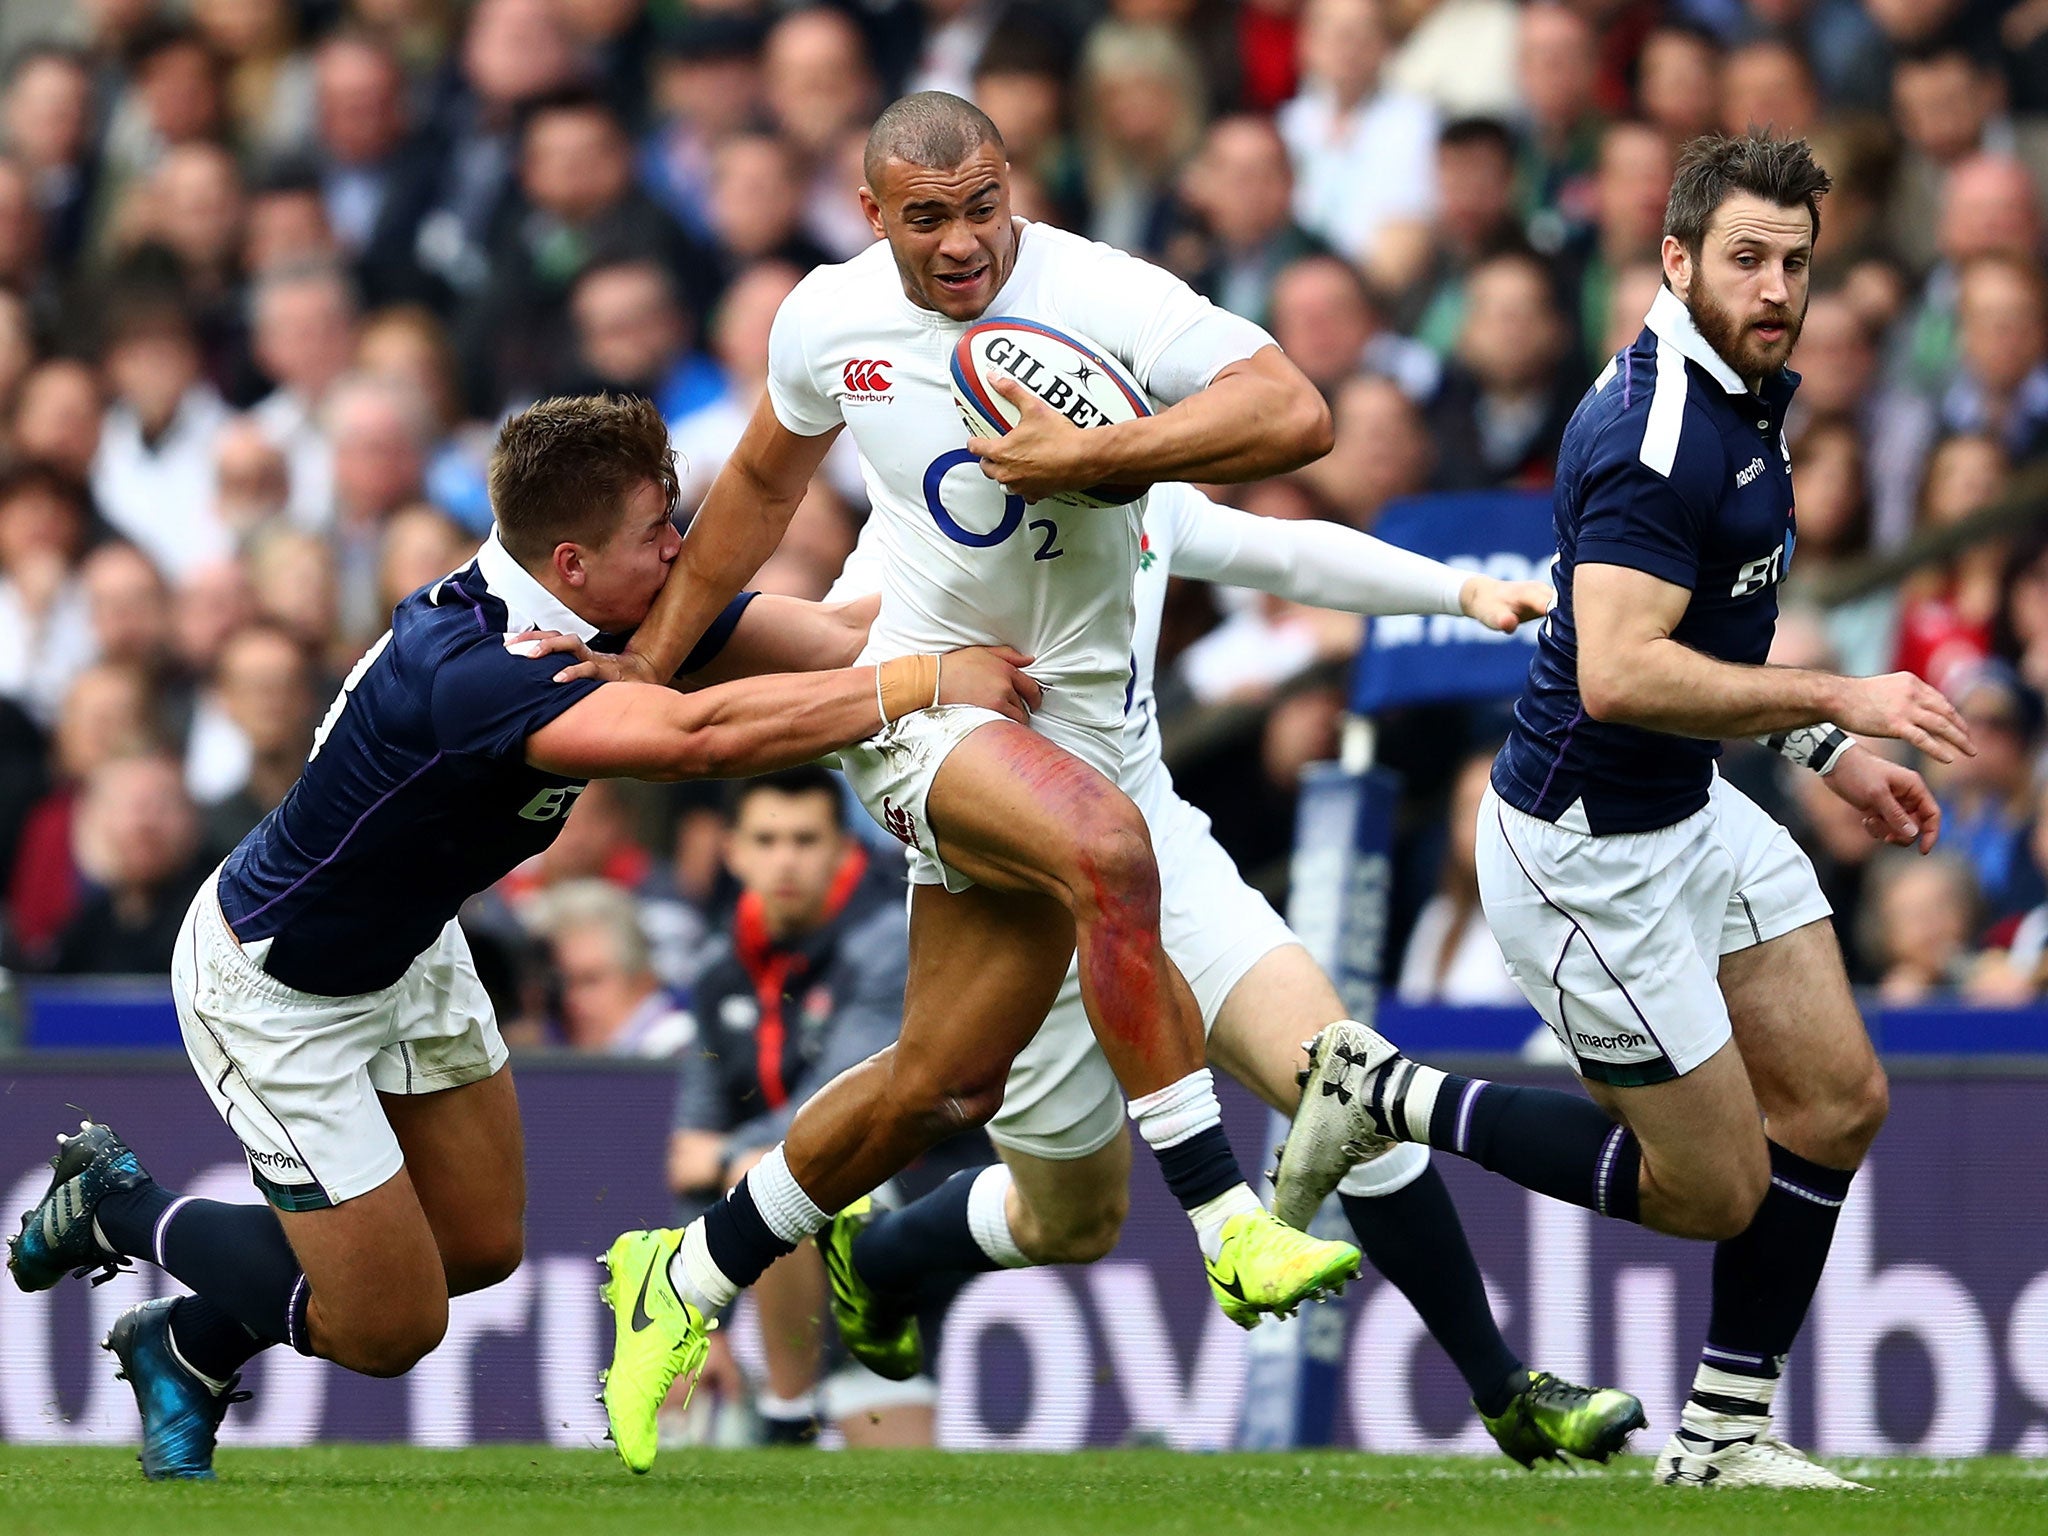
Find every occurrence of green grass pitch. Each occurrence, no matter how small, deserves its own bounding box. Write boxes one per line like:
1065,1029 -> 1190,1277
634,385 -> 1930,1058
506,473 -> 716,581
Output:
5,1447 -> 2047,1535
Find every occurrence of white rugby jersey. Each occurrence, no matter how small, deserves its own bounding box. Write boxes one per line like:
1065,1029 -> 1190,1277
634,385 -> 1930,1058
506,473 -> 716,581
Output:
833,481 -> 1469,801
767,220 -> 1273,736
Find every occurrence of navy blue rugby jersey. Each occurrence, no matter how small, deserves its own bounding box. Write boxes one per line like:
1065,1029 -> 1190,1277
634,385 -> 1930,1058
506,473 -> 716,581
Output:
217,534 -> 752,996
1493,285 -> 1799,835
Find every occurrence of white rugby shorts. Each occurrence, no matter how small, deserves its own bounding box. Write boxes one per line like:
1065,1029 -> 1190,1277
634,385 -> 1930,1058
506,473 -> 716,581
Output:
1475,774 -> 1832,1086
987,765 -> 1298,1159
838,704 -> 1124,892
171,868 -> 508,1210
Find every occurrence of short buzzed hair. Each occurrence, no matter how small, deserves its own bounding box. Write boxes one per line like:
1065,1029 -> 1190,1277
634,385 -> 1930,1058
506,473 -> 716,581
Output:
863,90 -> 1005,190
1662,129 -> 1831,256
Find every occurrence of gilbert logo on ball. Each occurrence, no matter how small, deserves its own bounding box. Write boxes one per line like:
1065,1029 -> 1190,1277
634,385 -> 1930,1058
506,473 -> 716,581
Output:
950,318 -> 1154,509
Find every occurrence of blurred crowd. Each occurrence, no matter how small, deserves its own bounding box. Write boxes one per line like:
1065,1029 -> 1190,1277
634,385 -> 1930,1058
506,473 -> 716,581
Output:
5,0 -> 2048,1029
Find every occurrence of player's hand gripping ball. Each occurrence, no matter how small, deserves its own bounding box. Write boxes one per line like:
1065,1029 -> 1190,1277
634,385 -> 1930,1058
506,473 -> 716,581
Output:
952,319 -> 1154,509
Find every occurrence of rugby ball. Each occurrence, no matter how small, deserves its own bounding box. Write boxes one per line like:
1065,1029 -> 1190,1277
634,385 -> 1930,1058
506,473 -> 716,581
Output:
950,317 -> 1154,509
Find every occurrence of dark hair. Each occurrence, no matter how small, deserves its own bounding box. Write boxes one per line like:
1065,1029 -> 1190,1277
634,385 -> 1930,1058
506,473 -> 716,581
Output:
519,86 -> 624,142
487,395 -> 680,567
974,20 -> 1074,84
724,765 -> 847,828
125,20 -> 218,75
863,91 -> 1006,189
1438,116 -> 1515,159
1662,130 -> 1831,255
5,41 -> 90,86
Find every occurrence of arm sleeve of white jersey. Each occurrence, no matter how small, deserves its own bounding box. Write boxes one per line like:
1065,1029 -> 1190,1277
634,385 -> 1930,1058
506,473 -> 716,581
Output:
1065,243 -> 1278,404
1169,492 -> 1468,617
764,283 -> 844,437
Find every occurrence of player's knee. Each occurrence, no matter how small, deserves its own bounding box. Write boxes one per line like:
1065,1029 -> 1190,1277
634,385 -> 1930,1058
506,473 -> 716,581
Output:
1692,1158 -> 1770,1240
1830,1061 -> 1889,1163
342,1300 -> 449,1378
1067,807 -> 1158,919
447,1226 -> 524,1296
885,1058 -> 1008,1142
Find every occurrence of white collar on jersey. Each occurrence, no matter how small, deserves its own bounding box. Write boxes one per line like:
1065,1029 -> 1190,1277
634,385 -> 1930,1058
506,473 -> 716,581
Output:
1643,284 -> 1747,396
468,528 -> 601,643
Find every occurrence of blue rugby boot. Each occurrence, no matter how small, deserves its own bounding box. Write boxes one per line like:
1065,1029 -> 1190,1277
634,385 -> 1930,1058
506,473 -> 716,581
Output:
6,1121 -> 150,1292
105,1298 -> 249,1481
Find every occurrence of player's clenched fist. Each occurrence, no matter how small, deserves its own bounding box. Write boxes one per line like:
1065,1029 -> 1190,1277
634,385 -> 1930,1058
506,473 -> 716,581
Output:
967,373 -> 1099,503
1830,671 -> 1976,764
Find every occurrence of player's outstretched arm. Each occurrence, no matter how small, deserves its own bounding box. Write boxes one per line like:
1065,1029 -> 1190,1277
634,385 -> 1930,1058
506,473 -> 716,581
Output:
1575,562 -> 1975,761
971,346 -> 1330,503
1168,492 -> 1552,629
523,647 -> 1039,782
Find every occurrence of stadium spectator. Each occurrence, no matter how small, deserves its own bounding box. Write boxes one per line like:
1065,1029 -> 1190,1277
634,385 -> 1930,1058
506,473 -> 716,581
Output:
242,163 -> 340,278
1886,41 -> 2048,278
1513,1 -> 1603,240
640,14 -> 766,241
1176,114 -> 1324,328
1278,0 -> 1437,279
1384,0 -> 1519,119
460,88 -> 718,415
536,879 -> 697,1057
244,523 -> 342,669
701,135 -> 833,283
1894,432 -> 2012,688
1783,419 -> 1893,679
5,661 -> 159,970
1,45 -> 97,267
198,618 -> 316,847
970,24 -> 1086,230
375,502 -> 477,622
1299,371 -> 1435,526
1421,247 -> 1578,490
668,766 -> 931,1447
0,156 -> 50,309
1971,779 -> 2048,1002
1396,745 -> 1521,1006
1075,22 -> 1207,260
49,750 -> 212,975
10,358 -> 104,481
761,8 -> 881,261
1937,254 -> 2048,464
91,296 -> 235,581
81,538 -> 176,680
322,371 -> 430,642
0,463 -> 94,731
1634,23 -> 1721,145
190,0 -> 314,160
249,260 -> 360,527
1926,660 -> 2045,923
308,31 -> 438,308
1864,848 -> 1984,1004
1718,37 -> 1821,141
1556,119 -> 1671,373
210,413 -> 291,539
1393,115 -> 1519,352
1267,251 -> 1439,402
1786,293 -> 1933,549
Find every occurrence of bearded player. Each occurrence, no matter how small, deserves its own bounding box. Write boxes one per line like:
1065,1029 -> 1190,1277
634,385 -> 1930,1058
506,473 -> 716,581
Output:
819,482 -> 1647,1465
571,93 -> 1363,1472
1273,133 -> 1975,1488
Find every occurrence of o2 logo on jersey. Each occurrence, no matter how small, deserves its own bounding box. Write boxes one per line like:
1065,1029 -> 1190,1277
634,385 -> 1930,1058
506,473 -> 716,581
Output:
518,785 -> 585,822
921,451 -> 1066,561
842,359 -> 893,403
1730,545 -> 1785,598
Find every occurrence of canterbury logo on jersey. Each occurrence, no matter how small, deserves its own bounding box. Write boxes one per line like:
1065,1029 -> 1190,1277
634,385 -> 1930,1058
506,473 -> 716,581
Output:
842,359 -> 893,399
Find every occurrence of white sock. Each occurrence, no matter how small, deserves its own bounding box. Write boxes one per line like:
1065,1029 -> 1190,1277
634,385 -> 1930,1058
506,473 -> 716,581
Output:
1128,1068 -> 1223,1149
965,1164 -> 1030,1268
668,1220 -> 737,1315
1678,1361 -> 1778,1446
1187,1183 -> 1262,1261
1386,1061 -> 1450,1143
755,1389 -> 817,1421
747,1145 -> 829,1243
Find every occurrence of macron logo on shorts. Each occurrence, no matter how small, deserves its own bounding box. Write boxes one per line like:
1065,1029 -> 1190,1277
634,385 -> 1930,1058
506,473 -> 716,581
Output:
842,359 -> 894,403
1574,1028 -> 1651,1054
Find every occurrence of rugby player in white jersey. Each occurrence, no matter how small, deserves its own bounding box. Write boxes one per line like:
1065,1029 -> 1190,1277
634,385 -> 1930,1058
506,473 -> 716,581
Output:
822,483 -> 1648,1464
574,93 -> 1362,1471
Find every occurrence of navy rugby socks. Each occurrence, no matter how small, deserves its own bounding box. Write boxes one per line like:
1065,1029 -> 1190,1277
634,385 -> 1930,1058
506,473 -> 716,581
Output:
1339,1166 -> 1524,1415
852,1165 -> 1029,1298
1675,1141 -> 1855,1445
97,1184 -> 313,1381
1369,1065 -> 1643,1223
671,1146 -> 824,1315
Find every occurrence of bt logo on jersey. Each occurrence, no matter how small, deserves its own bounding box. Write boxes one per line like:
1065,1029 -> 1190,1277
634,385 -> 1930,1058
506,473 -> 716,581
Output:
842,359 -> 893,402
518,785 -> 585,822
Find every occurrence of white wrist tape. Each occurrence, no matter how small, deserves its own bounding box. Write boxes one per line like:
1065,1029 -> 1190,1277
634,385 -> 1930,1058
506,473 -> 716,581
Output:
1757,723 -> 1854,775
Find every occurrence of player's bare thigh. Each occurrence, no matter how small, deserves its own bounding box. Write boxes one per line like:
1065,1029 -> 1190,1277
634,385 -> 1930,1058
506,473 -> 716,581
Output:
996,1126 -> 1133,1265
1717,917 -> 1888,1170
1580,1043 -> 1770,1239
273,1070 -> 524,1377
1206,945 -> 1344,1113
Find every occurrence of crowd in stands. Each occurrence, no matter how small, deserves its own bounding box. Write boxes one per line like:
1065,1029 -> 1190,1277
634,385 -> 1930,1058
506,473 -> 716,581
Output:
4,0 -> 2048,1037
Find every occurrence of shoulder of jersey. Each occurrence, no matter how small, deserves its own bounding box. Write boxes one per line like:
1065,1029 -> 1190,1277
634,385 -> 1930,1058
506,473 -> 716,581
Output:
1582,349 -> 1728,487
